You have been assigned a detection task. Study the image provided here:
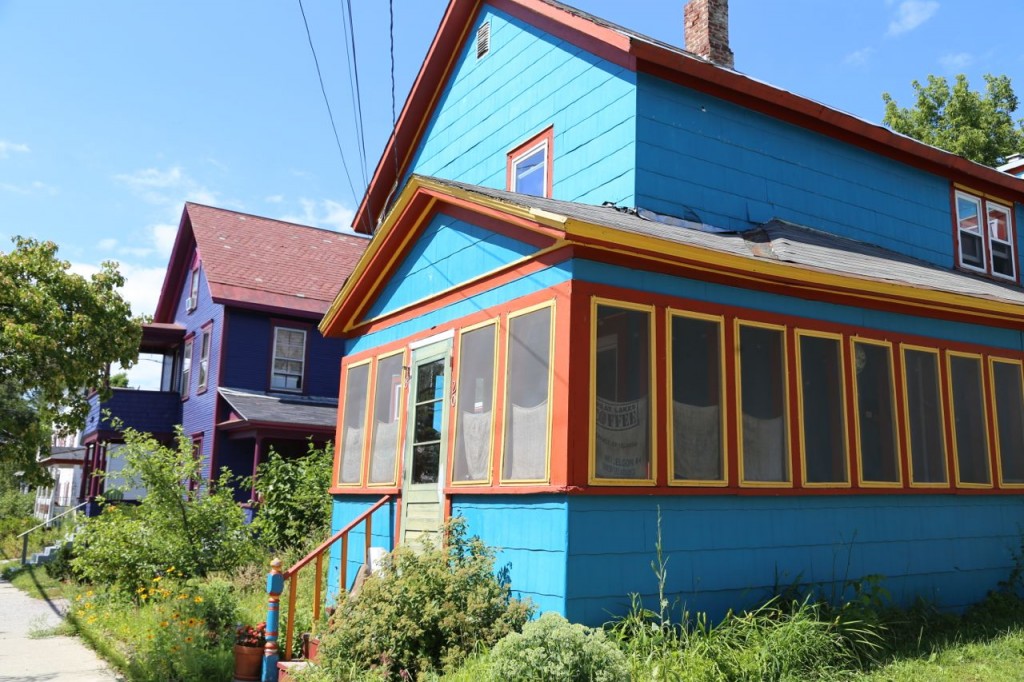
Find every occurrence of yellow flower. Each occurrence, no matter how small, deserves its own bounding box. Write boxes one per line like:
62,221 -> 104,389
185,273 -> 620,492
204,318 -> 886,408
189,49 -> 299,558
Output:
193,596 -> 203,604
160,621 -> 169,628
140,594 -> 148,601
152,576 -> 161,583
86,590 -> 94,597
184,636 -> 193,643
75,595 -> 83,602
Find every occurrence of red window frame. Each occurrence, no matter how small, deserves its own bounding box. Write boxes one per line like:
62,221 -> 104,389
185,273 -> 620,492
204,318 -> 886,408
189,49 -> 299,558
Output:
506,126 -> 554,198
181,334 -> 195,401
197,323 -> 212,394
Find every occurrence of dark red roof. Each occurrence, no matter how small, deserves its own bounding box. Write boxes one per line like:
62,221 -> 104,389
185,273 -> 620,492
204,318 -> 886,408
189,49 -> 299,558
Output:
153,203 -> 369,322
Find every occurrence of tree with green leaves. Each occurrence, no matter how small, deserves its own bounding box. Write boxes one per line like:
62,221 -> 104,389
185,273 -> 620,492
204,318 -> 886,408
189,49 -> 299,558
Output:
0,237 -> 141,484
882,74 -> 1024,167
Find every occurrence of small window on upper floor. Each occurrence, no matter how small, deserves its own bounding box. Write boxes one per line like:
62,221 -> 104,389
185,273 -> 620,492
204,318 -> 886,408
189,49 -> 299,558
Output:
955,189 -> 1017,282
187,264 -> 200,312
507,127 -> 553,198
271,327 -> 306,392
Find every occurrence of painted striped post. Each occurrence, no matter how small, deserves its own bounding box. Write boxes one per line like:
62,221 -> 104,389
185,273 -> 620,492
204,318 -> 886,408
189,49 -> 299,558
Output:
262,558 -> 284,682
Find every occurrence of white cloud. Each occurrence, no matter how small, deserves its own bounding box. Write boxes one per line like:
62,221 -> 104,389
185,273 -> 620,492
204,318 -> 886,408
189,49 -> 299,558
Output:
98,238 -> 119,250
0,140 -> 30,158
280,198 -> 356,233
69,260 -> 165,319
265,194 -> 284,204
151,223 -> 178,257
0,180 -> 57,196
114,165 -> 219,207
843,47 -> 875,66
940,52 -> 974,70
887,1 -> 939,36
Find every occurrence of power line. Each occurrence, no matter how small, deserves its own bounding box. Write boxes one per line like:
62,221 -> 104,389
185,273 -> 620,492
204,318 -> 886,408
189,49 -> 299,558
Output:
296,0 -> 362,225
340,0 -> 369,189
389,0 -> 399,185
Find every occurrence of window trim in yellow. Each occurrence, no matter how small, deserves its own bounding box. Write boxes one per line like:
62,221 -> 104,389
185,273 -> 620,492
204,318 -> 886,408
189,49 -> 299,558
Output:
735,319 -> 792,488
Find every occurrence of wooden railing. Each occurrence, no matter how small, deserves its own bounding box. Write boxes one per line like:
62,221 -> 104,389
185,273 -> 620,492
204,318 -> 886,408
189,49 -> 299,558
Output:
278,494 -> 393,662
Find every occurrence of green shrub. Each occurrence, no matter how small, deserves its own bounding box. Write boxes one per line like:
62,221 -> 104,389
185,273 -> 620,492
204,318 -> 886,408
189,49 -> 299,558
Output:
316,519 -> 532,679
489,612 -> 629,682
250,443 -> 333,551
71,428 -> 257,593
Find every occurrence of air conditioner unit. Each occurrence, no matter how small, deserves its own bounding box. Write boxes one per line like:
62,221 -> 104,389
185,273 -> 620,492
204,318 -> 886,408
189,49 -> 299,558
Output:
186,296 -> 195,311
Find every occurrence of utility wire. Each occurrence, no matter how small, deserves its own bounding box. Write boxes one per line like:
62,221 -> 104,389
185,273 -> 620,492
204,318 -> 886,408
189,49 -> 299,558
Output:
389,0 -> 399,183
342,0 -> 369,189
297,0 -> 360,216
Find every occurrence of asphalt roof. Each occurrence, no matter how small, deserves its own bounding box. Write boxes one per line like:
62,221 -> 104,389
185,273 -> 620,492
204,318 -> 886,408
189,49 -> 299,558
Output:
185,203 -> 369,314
428,177 -> 1024,309
218,387 -> 338,430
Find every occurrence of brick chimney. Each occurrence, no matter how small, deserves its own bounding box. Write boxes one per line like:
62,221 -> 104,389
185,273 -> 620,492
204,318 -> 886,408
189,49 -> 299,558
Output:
684,0 -> 734,69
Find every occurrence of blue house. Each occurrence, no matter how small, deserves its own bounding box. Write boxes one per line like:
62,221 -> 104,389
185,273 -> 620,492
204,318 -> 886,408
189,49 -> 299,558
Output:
80,203 -> 368,510
315,0 -> 1024,626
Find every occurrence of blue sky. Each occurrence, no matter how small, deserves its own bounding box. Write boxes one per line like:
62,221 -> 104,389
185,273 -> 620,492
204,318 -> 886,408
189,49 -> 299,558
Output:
2,0 -> 1023,381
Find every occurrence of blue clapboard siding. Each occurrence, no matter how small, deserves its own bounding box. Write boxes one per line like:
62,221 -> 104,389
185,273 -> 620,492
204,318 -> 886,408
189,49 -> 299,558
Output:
222,309 -> 345,398
348,262 -> 572,356
366,212 -> 538,319
574,259 -> 1024,352
635,73 -> 961,266
563,495 -> 1024,626
452,495 -> 569,616
326,496 -> 397,601
406,4 -> 636,208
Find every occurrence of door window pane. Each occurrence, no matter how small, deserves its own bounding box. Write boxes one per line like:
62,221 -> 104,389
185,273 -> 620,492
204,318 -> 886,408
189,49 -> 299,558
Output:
339,363 -> 370,484
949,354 -> 991,485
594,305 -> 652,481
670,315 -> 723,482
410,357 -> 445,484
903,348 -> 946,484
368,354 -> 403,484
739,324 -> 788,483
992,360 -> 1024,484
799,334 -> 847,484
503,307 -> 552,481
454,325 -> 496,483
853,341 -> 900,483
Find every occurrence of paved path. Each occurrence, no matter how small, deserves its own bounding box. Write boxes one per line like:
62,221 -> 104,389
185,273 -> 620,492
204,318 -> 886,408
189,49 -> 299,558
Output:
0,578 -> 120,682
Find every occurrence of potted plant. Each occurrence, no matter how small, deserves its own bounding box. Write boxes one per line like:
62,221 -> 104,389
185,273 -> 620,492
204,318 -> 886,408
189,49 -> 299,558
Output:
234,621 -> 266,681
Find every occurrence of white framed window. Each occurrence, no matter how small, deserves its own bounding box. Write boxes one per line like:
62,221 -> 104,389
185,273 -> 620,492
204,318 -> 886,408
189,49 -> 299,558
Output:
197,327 -> 211,393
271,327 -> 307,392
506,127 -> 553,198
187,265 -> 200,312
955,189 -> 1017,281
181,337 -> 194,399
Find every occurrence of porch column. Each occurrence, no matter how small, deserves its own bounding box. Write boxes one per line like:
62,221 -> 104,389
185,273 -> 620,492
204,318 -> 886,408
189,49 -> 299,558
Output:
78,444 -> 94,503
251,437 -> 264,502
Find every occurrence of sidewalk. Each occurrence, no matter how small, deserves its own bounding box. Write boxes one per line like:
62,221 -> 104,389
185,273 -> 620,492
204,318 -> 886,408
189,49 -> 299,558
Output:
0,577 -> 120,681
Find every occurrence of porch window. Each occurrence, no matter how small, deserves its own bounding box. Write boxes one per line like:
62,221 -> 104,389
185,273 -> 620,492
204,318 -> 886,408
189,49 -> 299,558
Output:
737,322 -> 789,484
271,327 -> 306,391
991,359 -> 1024,486
338,362 -> 371,485
501,304 -> 552,482
453,323 -> 497,484
197,327 -> 211,393
797,331 -> 848,485
852,340 -> 901,485
669,312 -> 725,484
902,346 -> 947,485
592,302 -> 654,483
367,352 -> 404,485
948,353 -> 992,486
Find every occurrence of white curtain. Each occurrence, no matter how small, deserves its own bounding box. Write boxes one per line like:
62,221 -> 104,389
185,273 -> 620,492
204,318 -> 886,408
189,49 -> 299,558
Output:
341,426 -> 364,483
595,397 -> 648,479
509,401 -> 547,480
370,420 -> 398,483
742,414 -> 785,481
673,401 -> 721,480
460,410 -> 491,481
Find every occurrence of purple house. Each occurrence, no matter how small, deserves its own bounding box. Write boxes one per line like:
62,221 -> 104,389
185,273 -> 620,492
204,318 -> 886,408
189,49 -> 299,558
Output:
80,203 -> 367,510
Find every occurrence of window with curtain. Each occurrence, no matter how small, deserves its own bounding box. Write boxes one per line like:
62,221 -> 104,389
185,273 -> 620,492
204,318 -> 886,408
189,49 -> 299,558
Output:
798,333 -> 848,484
271,327 -> 306,391
853,340 -> 900,484
738,324 -> 788,483
338,362 -> 370,485
368,353 -> 403,485
948,354 -> 991,485
903,347 -> 947,484
992,359 -> 1024,485
502,306 -> 552,481
670,314 -> 723,482
454,324 -> 496,483
594,303 -> 653,481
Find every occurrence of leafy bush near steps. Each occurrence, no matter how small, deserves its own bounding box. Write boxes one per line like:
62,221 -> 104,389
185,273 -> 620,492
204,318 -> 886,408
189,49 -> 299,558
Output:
489,612 -> 630,682
315,518 -> 533,680
250,443 -> 333,551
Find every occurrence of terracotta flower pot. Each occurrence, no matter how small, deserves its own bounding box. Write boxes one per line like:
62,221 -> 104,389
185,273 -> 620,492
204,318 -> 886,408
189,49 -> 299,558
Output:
233,644 -> 264,681
308,636 -> 321,662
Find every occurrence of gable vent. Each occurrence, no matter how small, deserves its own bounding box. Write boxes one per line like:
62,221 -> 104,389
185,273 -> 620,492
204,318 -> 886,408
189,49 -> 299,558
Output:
476,21 -> 490,59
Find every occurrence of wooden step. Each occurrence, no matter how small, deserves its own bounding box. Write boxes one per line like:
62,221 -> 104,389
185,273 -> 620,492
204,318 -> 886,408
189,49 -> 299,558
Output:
276,660 -> 309,682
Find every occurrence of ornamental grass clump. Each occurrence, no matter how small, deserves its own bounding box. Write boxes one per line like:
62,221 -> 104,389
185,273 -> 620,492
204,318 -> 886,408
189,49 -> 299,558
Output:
315,518 -> 532,680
